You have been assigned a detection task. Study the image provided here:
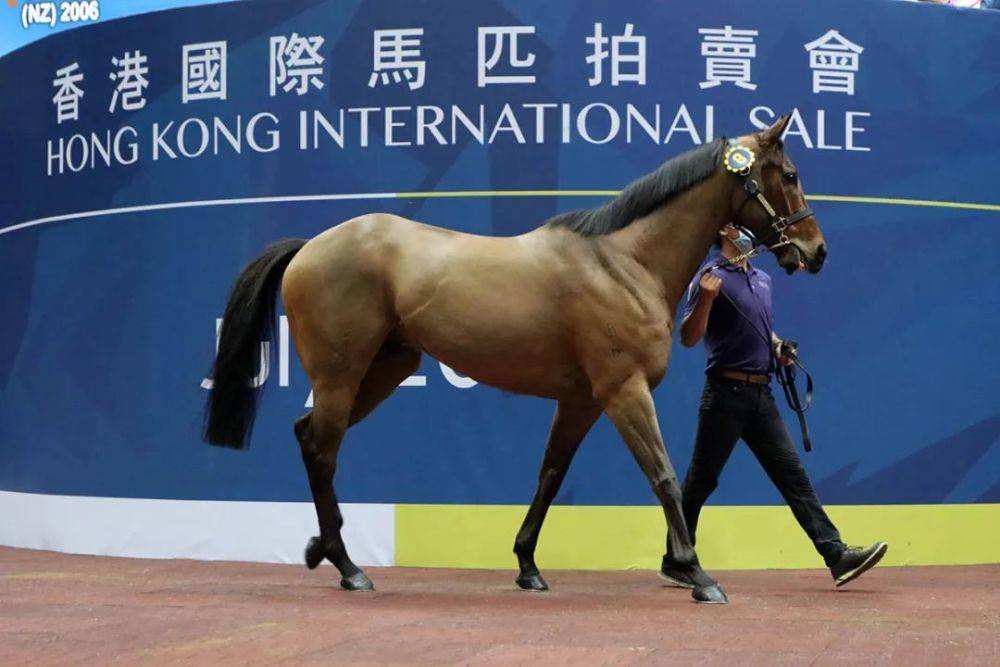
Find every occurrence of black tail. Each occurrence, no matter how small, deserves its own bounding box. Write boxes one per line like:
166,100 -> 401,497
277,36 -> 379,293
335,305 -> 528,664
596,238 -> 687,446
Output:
204,238 -> 307,449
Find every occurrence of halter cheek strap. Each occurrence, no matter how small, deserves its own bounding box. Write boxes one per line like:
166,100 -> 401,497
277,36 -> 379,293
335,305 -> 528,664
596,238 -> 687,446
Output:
740,177 -> 815,249
725,142 -> 815,251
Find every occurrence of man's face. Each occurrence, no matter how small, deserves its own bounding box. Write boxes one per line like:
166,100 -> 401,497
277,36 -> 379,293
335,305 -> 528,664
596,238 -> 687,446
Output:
719,224 -> 739,245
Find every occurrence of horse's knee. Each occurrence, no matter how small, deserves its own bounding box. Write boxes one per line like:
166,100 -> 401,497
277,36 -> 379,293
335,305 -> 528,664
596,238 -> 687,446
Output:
654,475 -> 684,505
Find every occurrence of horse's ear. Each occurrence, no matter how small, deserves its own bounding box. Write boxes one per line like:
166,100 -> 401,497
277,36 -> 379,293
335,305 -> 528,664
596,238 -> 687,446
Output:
758,113 -> 791,147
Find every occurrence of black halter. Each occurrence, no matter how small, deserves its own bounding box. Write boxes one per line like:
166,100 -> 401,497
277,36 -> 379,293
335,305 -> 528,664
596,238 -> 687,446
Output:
736,173 -> 813,250
731,162 -> 815,251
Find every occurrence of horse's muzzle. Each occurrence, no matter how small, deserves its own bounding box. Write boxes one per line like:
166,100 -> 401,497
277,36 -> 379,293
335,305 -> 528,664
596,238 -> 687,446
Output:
805,243 -> 827,273
780,242 -> 826,274
777,244 -> 804,274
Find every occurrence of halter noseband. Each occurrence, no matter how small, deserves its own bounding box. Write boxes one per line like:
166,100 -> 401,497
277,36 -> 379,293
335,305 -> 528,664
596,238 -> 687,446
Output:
724,142 -> 815,252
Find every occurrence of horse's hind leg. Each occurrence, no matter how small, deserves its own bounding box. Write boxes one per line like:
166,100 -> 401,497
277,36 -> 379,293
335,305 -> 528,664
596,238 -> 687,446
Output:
349,341 -> 422,426
513,400 -> 600,591
296,341 -> 418,591
283,238 -> 399,590
297,382 -> 374,591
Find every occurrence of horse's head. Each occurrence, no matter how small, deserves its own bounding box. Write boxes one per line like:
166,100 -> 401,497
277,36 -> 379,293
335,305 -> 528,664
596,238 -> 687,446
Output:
729,115 -> 827,274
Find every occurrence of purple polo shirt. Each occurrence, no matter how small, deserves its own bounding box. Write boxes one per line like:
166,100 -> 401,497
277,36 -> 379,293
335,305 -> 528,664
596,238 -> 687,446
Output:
683,251 -> 774,375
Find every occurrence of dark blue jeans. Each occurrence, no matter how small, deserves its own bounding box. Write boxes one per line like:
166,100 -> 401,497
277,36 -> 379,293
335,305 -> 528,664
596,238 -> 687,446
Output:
682,376 -> 845,567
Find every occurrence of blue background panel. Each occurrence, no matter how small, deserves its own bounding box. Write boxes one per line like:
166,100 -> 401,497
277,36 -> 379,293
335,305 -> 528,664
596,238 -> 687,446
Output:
1,0 -> 997,505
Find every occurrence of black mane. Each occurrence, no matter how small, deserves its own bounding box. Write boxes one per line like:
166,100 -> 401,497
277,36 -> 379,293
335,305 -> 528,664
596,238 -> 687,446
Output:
546,138 -> 727,236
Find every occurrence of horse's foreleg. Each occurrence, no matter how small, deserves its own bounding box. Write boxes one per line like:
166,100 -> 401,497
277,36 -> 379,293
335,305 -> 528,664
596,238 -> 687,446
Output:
513,400 -> 600,591
602,374 -> 728,604
296,384 -> 373,591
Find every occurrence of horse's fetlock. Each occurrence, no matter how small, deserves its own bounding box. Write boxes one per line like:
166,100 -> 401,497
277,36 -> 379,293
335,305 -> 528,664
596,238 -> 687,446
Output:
672,550 -> 697,569
513,536 -> 535,558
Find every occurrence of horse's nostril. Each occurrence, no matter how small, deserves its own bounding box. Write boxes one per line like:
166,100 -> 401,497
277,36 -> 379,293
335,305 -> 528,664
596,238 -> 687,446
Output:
816,244 -> 828,262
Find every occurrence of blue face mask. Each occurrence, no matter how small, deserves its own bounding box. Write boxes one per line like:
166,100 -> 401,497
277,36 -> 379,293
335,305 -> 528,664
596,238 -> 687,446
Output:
730,227 -> 757,255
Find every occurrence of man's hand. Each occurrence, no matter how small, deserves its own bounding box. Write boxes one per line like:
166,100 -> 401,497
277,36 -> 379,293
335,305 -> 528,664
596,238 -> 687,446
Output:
774,338 -> 797,366
681,270 -> 722,347
699,270 -> 723,300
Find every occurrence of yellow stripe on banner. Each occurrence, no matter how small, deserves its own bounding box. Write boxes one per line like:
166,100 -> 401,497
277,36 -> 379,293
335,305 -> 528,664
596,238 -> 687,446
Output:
807,194 -> 1000,212
5,190 -> 997,238
393,190 -> 1000,213
395,504 -> 999,570
395,190 -> 620,199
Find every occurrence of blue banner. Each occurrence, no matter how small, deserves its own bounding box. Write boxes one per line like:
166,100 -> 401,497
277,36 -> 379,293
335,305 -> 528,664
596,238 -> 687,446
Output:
1,0 -> 997,506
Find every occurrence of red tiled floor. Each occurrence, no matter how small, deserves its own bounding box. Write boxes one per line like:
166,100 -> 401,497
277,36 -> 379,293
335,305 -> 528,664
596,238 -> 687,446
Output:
0,547 -> 996,665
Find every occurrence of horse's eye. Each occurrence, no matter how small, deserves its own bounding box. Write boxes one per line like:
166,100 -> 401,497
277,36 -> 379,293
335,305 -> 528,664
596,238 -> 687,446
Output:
783,171 -> 798,183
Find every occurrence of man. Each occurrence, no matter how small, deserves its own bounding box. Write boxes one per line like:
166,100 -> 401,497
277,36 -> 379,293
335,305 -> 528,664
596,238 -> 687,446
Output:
661,223 -> 887,589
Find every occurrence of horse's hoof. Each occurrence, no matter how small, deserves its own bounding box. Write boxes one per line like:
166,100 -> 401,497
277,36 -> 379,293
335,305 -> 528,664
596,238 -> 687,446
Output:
340,572 -> 375,591
304,536 -> 325,570
692,583 -> 729,604
515,572 -> 549,591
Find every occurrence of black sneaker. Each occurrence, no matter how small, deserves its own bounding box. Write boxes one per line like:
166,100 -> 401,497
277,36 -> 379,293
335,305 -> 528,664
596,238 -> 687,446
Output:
658,555 -> 698,589
830,541 -> 888,587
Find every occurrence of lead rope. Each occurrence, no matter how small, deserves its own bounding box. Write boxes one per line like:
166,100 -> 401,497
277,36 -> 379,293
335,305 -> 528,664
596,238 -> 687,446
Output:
718,142 -> 815,450
707,264 -> 814,452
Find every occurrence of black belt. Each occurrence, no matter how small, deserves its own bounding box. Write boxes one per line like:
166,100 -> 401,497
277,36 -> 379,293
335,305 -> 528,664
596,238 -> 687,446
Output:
712,368 -> 769,385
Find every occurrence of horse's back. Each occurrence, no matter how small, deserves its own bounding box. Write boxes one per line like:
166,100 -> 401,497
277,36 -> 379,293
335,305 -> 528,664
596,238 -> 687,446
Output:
282,211 -> 513,333
287,213 -> 585,395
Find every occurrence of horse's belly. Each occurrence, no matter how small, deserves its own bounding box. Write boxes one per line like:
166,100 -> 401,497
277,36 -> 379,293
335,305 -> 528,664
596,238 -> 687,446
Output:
400,308 -> 580,397
395,279 -> 584,397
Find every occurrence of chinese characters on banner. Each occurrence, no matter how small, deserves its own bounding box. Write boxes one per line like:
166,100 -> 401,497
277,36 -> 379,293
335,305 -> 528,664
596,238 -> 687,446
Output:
268,32 -> 325,97
52,25 -> 865,122
183,41 -> 227,103
369,28 -> 425,90
804,30 -> 863,95
698,26 -> 759,90
478,26 -> 536,86
270,33 -> 326,96
587,23 -> 646,86
52,62 -> 84,123
108,49 -> 149,113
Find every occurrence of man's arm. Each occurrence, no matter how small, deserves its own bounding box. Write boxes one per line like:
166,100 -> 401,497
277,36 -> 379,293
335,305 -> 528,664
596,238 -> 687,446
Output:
680,270 -> 722,347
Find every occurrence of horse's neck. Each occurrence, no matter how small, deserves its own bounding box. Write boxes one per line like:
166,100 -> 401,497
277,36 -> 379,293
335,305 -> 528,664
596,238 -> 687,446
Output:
613,169 -> 736,308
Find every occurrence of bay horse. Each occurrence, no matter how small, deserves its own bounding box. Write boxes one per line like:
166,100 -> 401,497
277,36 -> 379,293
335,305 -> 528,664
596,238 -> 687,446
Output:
204,115 -> 826,603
